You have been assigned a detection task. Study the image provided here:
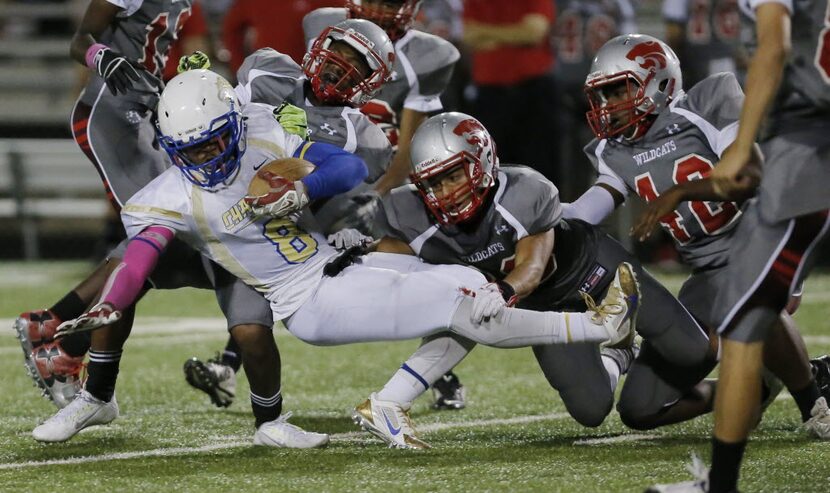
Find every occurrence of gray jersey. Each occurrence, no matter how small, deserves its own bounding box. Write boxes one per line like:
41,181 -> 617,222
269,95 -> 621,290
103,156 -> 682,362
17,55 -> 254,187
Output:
303,8 -> 460,149
554,0 -> 637,90
663,0 -> 741,87
585,73 -> 745,270
98,0 -> 194,97
740,0 -> 830,126
235,48 -> 392,183
378,166 -> 600,304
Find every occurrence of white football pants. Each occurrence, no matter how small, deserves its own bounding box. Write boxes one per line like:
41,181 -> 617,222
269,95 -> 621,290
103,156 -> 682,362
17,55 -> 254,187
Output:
285,253 -> 608,348
286,252 -> 483,345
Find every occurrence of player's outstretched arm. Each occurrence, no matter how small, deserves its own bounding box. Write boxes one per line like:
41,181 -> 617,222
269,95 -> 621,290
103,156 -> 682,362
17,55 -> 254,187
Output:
246,143 -> 368,218
468,230 -> 556,323
632,144 -> 762,241
55,225 -> 175,338
562,183 -> 624,225
373,109 -> 428,196
711,3 -> 790,185
70,0 -> 144,95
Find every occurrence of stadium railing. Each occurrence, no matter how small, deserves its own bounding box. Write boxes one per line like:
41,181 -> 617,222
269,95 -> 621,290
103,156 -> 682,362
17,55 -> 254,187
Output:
0,139 -> 108,259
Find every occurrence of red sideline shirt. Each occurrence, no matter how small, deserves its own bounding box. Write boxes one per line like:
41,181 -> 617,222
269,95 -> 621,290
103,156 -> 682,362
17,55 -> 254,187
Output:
223,0 -> 338,73
464,0 -> 555,86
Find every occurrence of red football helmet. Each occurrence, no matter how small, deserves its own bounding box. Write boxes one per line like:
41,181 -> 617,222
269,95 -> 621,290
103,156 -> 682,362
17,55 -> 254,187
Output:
409,112 -> 498,225
303,18 -> 395,107
346,0 -> 422,41
584,34 -> 682,141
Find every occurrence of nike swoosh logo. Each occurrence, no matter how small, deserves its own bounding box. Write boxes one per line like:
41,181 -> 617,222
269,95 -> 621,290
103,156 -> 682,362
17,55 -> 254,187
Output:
253,159 -> 268,170
382,409 -> 401,436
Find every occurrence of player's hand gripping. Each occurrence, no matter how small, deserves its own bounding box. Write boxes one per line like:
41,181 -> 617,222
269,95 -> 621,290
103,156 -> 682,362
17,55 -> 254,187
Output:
327,228 -> 374,249
244,170 -> 310,219
93,47 -> 142,95
470,283 -> 516,323
55,302 -> 122,339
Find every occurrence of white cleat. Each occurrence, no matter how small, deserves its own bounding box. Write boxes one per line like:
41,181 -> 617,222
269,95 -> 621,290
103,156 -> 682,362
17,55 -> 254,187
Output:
352,393 -> 430,449
646,454 -> 709,492
32,390 -> 118,443
804,396 -> 830,439
581,262 -> 641,349
253,412 -> 329,448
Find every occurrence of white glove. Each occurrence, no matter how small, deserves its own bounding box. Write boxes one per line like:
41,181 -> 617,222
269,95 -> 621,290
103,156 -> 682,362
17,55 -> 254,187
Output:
327,228 -> 374,249
55,302 -> 122,339
245,172 -> 310,219
470,283 -> 508,323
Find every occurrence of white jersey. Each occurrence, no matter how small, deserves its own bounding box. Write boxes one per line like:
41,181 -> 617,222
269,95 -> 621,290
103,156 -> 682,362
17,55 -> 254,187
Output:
121,103 -> 339,320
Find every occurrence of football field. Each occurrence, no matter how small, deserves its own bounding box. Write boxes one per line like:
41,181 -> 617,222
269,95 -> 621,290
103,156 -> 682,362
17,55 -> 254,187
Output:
0,262 -> 828,492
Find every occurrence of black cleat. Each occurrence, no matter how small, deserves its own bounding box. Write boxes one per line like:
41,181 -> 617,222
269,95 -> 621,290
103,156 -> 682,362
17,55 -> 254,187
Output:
811,355 -> 830,402
431,371 -> 466,410
183,355 -> 236,408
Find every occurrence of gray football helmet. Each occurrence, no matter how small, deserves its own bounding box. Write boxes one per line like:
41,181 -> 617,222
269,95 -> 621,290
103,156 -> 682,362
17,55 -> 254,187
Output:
409,112 -> 498,225
584,34 -> 682,140
303,18 -> 395,107
346,0 -> 423,41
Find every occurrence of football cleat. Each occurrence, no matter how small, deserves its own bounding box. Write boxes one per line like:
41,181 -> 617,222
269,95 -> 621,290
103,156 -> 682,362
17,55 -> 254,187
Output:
27,341 -> 84,408
183,355 -> 236,408
253,412 -> 330,448
352,393 -> 430,449
810,355 -> 830,403
646,454 -> 709,492
32,390 -> 118,442
581,262 -> 640,349
14,309 -> 61,355
804,396 -> 830,439
431,372 -> 467,410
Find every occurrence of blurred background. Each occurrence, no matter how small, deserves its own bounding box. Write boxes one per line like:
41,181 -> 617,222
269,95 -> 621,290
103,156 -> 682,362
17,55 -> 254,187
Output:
1,0 -> 812,268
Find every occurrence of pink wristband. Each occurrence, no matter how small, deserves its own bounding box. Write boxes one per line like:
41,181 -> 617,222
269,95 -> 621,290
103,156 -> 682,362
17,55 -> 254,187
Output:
86,43 -> 108,69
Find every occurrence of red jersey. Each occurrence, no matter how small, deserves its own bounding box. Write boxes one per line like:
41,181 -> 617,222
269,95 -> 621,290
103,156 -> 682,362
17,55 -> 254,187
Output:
464,0 -> 555,85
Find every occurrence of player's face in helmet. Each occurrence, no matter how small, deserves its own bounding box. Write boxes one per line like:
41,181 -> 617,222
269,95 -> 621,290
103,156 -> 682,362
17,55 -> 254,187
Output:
584,34 -> 682,142
410,113 -> 498,226
156,70 -> 245,188
180,130 -> 229,165
347,0 -> 421,41
425,166 -> 475,218
589,79 -> 641,135
316,41 -> 371,99
303,20 -> 394,107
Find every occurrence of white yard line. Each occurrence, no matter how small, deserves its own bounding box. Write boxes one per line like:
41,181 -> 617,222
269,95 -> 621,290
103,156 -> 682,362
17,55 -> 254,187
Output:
574,434 -> 659,446
0,412 -> 570,470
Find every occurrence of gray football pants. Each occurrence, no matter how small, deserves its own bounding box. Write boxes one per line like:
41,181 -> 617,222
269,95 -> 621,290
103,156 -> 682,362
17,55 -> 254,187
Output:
535,235 -> 713,428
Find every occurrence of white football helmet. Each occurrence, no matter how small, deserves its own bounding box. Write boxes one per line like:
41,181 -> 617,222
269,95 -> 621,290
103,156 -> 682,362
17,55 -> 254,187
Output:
409,112 -> 498,225
584,34 -> 682,140
156,69 -> 245,188
303,18 -> 395,108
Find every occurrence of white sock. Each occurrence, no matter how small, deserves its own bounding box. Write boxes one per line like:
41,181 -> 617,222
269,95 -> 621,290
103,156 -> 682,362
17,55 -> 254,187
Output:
556,312 -> 610,344
376,366 -> 426,407
601,354 -> 622,393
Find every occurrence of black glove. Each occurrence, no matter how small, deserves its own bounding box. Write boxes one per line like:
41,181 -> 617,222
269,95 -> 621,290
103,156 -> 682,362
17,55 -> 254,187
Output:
93,47 -> 142,96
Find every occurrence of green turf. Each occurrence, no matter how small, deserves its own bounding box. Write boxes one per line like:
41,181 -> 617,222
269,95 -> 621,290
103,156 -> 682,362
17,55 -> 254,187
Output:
0,262 -> 828,492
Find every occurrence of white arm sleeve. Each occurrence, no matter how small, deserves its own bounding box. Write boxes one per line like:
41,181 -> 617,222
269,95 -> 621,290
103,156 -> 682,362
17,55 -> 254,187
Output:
561,185 -> 618,225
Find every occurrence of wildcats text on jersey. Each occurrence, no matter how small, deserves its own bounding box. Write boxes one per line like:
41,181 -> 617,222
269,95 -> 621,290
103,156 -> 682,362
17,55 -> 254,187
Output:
462,242 -> 507,263
632,140 -> 678,165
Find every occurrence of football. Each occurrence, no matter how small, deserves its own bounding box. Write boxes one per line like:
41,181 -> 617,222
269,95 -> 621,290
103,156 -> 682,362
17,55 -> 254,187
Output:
247,157 -> 316,197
